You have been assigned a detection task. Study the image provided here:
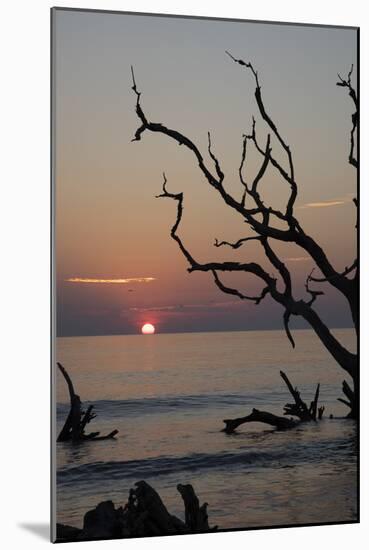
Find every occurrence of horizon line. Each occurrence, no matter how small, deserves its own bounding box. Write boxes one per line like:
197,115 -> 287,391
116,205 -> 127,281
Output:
56,325 -> 355,339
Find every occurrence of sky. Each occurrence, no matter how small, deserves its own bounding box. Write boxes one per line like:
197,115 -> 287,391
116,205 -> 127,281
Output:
53,9 -> 357,337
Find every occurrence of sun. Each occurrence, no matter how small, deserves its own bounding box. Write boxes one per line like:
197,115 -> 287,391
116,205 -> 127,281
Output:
141,323 -> 155,335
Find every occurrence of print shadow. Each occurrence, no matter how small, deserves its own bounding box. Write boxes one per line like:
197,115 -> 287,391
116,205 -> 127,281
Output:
18,523 -> 49,541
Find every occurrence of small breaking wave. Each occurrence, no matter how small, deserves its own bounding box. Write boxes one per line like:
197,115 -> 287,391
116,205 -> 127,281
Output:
56,390 -> 282,420
57,433 -> 355,488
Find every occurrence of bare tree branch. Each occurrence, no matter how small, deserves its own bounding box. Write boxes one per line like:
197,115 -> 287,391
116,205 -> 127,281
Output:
305,269 -> 325,306
309,260 -> 358,283
156,173 -> 198,268
337,65 -> 358,168
207,132 -> 225,183
212,270 -> 270,304
155,174 -> 355,375
283,310 -> 295,348
214,236 -> 261,249
251,134 -> 271,194
156,175 -> 275,289
247,117 -> 296,191
261,235 -> 292,296
227,52 -> 297,218
238,135 -> 248,201
130,66 -> 349,294
239,128 -> 290,224
337,64 -> 357,106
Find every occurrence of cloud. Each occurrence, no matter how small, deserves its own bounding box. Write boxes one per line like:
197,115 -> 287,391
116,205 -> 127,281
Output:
129,300 -> 245,313
66,277 -> 156,284
296,193 -> 357,210
283,257 -> 310,262
297,199 -> 347,209
129,305 -> 177,312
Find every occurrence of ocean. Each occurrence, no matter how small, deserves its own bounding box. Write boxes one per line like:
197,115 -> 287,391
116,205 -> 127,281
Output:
55,328 -> 357,530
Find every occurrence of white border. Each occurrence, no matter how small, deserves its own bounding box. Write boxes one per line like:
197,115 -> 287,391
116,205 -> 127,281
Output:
2,1 -> 367,548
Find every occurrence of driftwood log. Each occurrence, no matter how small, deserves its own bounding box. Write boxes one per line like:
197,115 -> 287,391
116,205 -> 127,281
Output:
223,409 -> 296,433
223,370 -> 324,434
56,481 -> 216,542
57,363 -> 118,442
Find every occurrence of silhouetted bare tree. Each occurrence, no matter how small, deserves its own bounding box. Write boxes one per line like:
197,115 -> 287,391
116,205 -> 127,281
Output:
131,55 -> 358,419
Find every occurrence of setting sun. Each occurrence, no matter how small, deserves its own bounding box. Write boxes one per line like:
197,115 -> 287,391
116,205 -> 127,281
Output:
141,323 -> 155,335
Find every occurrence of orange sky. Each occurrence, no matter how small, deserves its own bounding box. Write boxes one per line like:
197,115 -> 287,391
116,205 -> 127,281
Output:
53,10 -> 357,336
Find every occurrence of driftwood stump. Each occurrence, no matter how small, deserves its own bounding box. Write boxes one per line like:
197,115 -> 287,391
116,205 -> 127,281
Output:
177,483 -> 211,532
56,481 -> 216,541
57,363 -> 118,443
223,370 -> 324,434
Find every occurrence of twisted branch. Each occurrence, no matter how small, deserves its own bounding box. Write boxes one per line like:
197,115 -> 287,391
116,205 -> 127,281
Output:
227,51 -> 297,218
207,132 -> 225,183
309,260 -> 358,283
214,236 -> 261,249
305,269 -> 325,306
212,270 -> 270,305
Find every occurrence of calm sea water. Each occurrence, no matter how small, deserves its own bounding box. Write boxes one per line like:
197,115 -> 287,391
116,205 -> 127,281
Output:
55,329 -> 357,530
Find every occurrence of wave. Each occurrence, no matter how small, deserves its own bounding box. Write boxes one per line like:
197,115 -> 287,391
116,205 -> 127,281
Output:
57,435 -> 356,487
56,390 -> 283,420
